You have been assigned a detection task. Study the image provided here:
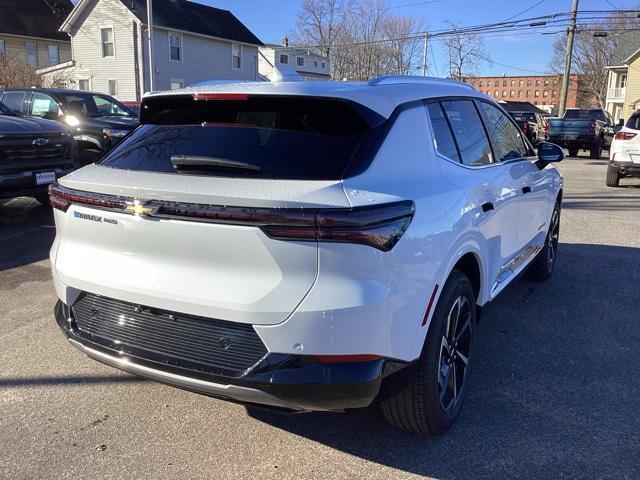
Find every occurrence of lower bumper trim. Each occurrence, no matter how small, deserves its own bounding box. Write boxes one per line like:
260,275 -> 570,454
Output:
68,338 -> 301,410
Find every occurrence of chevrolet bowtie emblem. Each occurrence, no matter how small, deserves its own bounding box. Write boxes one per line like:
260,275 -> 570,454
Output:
125,201 -> 158,216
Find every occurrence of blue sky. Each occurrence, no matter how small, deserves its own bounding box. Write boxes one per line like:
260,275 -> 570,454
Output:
200,0 -> 630,76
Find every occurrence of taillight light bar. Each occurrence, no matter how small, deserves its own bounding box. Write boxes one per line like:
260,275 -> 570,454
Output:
192,93 -> 249,101
614,131 -> 637,140
48,183 -> 415,252
588,120 -> 596,134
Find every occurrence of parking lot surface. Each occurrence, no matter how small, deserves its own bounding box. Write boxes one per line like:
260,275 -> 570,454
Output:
1,156 -> 639,480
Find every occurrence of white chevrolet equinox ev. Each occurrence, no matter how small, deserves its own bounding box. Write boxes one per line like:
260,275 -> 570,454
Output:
50,76 -> 564,435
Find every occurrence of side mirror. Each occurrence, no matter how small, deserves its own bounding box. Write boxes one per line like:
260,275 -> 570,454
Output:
537,142 -> 564,164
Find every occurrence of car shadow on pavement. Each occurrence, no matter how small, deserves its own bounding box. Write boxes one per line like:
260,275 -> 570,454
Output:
0,374 -> 145,388
248,242 -> 640,479
0,198 -> 55,271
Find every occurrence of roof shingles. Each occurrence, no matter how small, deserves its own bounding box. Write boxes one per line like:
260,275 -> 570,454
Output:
120,0 -> 262,46
0,0 -> 72,42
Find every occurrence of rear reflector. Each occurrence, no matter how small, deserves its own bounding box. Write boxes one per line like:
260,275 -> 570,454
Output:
313,354 -> 383,363
614,131 -> 637,140
49,183 -> 414,252
192,93 -> 249,101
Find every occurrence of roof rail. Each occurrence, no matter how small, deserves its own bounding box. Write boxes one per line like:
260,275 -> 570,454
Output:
367,75 -> 475,89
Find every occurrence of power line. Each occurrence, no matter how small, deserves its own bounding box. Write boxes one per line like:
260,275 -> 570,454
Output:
503,0 -> 547,22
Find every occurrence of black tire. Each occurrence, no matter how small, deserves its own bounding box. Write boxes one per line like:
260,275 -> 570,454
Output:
34,193 -> 50,206
79,149 -> 102,165
381,271 -> 476,435
606,165 -> 620,187
527,201 -> 560,281
568,147 -> 579,157
590,142 -> 602,159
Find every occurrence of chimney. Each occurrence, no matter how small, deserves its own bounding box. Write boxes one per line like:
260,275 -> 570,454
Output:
281,36 -> 289,47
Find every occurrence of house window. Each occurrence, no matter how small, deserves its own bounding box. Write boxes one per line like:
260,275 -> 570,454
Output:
553,79 -> 558,86
26,42 -> 38,67
170,79 -> 184,90
479,81 -> 484,87
518,90 -> 522,98
78,79 -> 90,91
297,57 -> 304,67
535,90 -> 540,97
279,53 -> 288,64
527,79 -> 532,87
0,39 -> 5,58
543,90 -> 548,97
48,45 -> 59,65
314,60 -> 318,67
101,28 -> 114,57
519,80 -> 523,87
232,43 -> 241,69
510,90 -> 514,97
544,79 -> 549,86
535,79 -> 540,86
502,90 -> 507,97
321,61 -> 325,68
510,80 -> 515,87
169,32 -> 182,61
108,80 -> 117,96
620,74 -> 628,88
494,90 -> 499,97
526,90 -> 531,97
551,90 -> 556,97
502,80 -> 507,87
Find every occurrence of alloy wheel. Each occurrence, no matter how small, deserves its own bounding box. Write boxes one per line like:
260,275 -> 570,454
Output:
547,208 -> 560,269
437,296 -> 473,414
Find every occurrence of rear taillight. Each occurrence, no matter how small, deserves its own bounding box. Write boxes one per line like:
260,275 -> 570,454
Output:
544,122 -> 549,132
49,183 -> 128,213
48,183 -> 414,252
615,131 -> 637,140
522,122 -> 529,134
588,120 -> 596,134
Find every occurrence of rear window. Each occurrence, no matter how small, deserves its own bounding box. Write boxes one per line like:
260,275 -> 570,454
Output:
625,114 -> 640,130
100,95 -> 376,180
564,109 -> 606,121
1,91 -> 25,114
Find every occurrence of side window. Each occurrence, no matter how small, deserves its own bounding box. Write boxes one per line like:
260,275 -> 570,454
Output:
2,91 -> 25,114
441,100 -> 493,166
29,92 -> 60,118
425,102 -> 459,162
478,102 -> 528,162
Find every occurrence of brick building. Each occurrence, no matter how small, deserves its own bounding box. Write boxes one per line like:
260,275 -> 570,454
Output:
463,74 -> 582,114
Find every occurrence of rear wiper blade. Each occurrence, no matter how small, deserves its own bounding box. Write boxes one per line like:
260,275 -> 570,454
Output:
170,155 -> 261,172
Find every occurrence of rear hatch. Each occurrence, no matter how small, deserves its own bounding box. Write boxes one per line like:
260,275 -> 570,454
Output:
52,93 -> 383,325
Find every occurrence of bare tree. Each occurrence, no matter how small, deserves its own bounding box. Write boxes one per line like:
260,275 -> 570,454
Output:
292,0 -> 423,80
548,11 -> 640,109
443,21 -> 489,80
0,53 -> 43,89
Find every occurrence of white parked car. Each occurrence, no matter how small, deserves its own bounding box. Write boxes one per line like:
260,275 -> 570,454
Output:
607,112 -> 640,187
49,77 -> 564,435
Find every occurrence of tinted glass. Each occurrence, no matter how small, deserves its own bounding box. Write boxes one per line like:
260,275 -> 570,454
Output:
100,96 -> 373,180
2,91 -> 25,114
57,93 -> 133,118
564,109 -> 606,121
0,102 -> 14,116
441,100 -> 492,166
426,102 -> 459,162
479,102 -> 528,161
29,92 -> 60,118
511,112 -> 536,122
626,114 -> 640,130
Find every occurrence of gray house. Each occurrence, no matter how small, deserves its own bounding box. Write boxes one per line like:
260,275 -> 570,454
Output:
40,0 -> 263,101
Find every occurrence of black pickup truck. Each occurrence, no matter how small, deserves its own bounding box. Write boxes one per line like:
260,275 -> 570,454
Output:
0,101 -> 78,205
0,88 -> 138,165
546,108 -> 614,159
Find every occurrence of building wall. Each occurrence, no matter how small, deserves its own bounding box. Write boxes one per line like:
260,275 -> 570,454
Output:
141,28 -> 259,93
465,74 -> 581,113
623,57 -> 640,119
68,0 -> 139,100
258,45 -> 330,81
0,34 -> 71,69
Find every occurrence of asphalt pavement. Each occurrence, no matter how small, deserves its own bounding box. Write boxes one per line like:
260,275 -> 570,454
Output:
1,156 -> 639,480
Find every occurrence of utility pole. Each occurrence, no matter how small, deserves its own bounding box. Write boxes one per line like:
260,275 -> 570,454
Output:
421,33 -> 429,76
146,0 -> 155,92
559,0 -> 579,117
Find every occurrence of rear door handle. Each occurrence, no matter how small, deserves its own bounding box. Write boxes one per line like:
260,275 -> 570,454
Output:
481,202 -> 494,212
522,186 -> 532,194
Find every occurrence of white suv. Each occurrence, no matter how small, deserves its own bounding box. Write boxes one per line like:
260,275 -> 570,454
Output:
49,76 -> 564,435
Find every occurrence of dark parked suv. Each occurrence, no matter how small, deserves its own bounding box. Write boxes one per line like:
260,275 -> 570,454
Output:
0,88 -> 138,164
0,102 -> 78,204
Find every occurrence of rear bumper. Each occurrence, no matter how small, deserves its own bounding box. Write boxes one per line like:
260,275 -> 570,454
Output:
547,135 -> 599,149
610,161 -> 640,178
54,300 -> 406,411
0,165 -> 75,199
